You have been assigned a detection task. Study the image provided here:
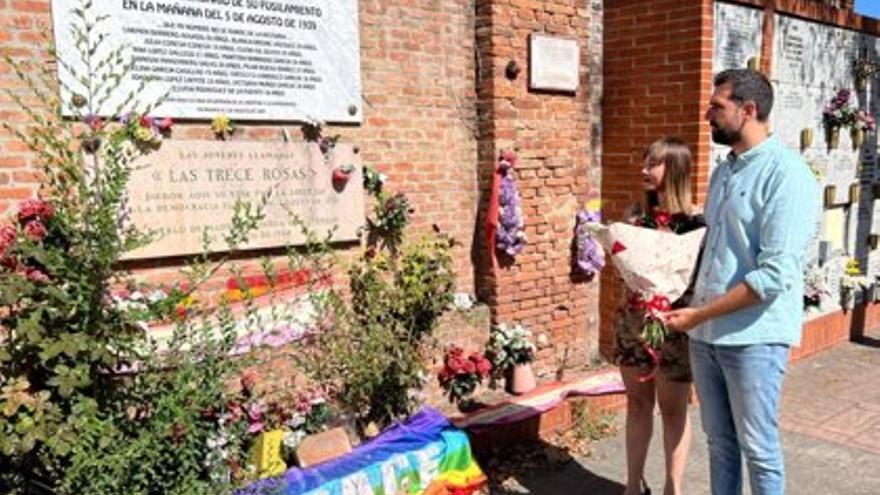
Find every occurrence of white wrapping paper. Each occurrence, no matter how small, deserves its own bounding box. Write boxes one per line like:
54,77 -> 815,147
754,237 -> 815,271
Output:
584,222 -> 706,301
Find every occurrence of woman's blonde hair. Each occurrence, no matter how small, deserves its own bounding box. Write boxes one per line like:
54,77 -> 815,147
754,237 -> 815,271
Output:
643,137 -> 693,216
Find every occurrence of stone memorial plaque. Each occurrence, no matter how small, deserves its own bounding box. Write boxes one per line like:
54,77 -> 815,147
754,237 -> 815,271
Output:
529,34 -> 580,93
51,0 -> 362,122
124,141 -> 364,259
772,14 -> 857,88
713,2 -> 763,73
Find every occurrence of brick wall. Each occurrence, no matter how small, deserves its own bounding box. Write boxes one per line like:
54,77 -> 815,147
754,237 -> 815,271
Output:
1,0 -> 603,375
600,0 -> 714,356
473,0 -> 601,375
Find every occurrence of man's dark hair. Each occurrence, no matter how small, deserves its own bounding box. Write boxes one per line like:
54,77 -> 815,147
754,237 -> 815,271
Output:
713,69 -> 774,122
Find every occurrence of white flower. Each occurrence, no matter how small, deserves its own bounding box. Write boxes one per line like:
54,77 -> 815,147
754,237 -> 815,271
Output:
453,293 -> 474,310
148,289 -> 167,303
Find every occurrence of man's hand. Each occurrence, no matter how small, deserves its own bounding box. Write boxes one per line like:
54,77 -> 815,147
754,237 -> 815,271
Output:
664,307 -> 705,333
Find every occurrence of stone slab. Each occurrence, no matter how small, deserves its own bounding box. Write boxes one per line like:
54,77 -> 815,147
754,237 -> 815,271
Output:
124,140 -> 364,259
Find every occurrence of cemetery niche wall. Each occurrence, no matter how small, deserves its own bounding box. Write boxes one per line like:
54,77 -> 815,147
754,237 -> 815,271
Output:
713,1 -> 880,316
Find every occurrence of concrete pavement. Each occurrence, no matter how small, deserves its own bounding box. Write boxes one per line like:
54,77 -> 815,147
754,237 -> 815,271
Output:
504,332 -> 880,494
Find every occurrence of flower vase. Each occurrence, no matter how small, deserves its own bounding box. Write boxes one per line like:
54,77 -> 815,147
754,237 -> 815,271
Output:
507,363 -> 536,395
250,430 -> 287,478
851,127 -> 865,151
826,126 -> 840,151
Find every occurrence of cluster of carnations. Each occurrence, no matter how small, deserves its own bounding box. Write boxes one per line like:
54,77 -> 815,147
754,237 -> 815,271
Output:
437,346 -> 492,404
0,198 -> 55,283
496,151 -> 526,257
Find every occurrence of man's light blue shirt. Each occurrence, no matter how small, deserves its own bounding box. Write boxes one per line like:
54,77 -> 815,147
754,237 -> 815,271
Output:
690,135 -> 819,346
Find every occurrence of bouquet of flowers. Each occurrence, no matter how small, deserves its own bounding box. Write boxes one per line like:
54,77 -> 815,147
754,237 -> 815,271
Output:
438,347 -> 492,405
583,209 -> 705,379
485,323 -> 536,375
822,88 -> 857,130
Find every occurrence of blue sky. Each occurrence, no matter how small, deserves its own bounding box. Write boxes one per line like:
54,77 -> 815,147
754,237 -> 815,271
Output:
856,0 -> 880,18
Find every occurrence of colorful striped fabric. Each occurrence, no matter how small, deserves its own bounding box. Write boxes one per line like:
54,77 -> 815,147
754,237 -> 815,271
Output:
239,407 -> 486,495
452,369 -> 624,431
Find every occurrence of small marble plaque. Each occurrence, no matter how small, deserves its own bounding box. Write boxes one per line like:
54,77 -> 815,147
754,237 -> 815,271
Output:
529,34 -> 580,92
123,140 -> 364,259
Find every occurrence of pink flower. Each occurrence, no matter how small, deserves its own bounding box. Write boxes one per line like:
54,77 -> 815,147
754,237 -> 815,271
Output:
25,268 -> 49,283
247,403 -> 264,433
23,220 -> 47,241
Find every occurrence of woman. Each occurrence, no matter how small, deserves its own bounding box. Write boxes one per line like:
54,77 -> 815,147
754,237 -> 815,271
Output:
616,137 -> 703,495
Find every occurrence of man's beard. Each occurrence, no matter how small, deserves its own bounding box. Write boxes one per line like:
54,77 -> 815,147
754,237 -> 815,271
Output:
711,125 -> 742,146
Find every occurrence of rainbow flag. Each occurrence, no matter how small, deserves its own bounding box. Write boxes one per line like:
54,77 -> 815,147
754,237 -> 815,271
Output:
239,407 -> 486,495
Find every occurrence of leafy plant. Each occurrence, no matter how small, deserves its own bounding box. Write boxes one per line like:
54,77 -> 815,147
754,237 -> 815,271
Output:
0,3 -> 268,493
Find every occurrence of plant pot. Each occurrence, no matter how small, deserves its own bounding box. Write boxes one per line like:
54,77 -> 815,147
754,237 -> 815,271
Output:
250,429 -> 287,478
851,127 -> 865,151
826,126 -> 840,151
507,363 -> 536,395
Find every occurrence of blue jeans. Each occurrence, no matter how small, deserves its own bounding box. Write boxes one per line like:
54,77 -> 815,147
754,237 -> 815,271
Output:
690,339 -> 789,495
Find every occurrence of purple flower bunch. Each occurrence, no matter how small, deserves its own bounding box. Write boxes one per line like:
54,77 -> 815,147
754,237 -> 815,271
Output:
496,151 -> 526,257
823,88 -> 857,129
574,209 -> 605,277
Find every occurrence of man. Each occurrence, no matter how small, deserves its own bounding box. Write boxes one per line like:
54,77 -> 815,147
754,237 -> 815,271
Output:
665,69 -> 819,495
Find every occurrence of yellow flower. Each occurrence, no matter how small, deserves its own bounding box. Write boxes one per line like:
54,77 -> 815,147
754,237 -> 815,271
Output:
133,126 -> 154,143
845,258 -> 861,276
211,114 -> 235,137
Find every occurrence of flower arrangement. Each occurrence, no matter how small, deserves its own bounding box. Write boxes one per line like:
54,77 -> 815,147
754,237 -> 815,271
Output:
438,347 -> 492,406
496,151 -> 526,257
841,258 -> 870,290
853,57 -> 879,89
211,114 -> 236,139
855,111 -> 876,132
840,258 -> 870,308
485,323 -> 536,376
119,112 -> 173,151
803,265 -> 829,311
574,208 -> 605,278
822,88 -> 857,130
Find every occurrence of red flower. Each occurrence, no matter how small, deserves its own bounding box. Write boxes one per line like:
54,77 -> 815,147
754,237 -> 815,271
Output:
647,294 -> 671,313
0,225 -> 16,254
17,199 -> 54,222
463,359 -> 476,374
23,220 -> 47,241
654,210 -> 672,228
473,354 -> 492,377
611,240 -> 627,254
447,355 -> 466,374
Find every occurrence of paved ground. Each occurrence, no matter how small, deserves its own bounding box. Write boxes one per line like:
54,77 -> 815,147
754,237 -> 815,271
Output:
504,332 -> 880,494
